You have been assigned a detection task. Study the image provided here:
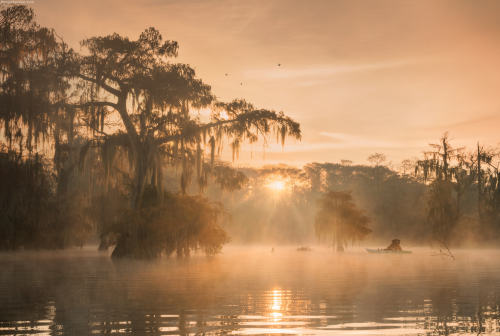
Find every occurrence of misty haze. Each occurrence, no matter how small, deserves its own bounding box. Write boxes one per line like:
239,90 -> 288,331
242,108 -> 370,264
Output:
1,1 -> 500,335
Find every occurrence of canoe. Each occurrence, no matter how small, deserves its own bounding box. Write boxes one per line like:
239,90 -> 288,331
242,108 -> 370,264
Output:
297,246 -> 312,252
366,248 -> 412,254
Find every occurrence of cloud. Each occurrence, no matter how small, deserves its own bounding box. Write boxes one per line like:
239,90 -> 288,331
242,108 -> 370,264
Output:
243,59 -> 430,81
319,132 -> 421,149
425,113 -> 500,131
242,132 -> 423,154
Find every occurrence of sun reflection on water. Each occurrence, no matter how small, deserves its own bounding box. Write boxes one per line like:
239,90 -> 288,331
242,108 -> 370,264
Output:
270,289 -> 282,311
3,250 -> 500,335
268,288 -> 285,324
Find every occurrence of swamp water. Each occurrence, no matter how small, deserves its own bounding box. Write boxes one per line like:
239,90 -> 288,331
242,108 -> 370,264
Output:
0,247 -> 499,335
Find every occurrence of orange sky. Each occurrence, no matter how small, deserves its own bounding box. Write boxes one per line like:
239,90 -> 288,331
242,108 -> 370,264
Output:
33,0 -> 500,168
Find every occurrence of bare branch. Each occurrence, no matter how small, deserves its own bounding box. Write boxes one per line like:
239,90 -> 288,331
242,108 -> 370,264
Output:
77,73 -> 121,97
69,101 -> 118,110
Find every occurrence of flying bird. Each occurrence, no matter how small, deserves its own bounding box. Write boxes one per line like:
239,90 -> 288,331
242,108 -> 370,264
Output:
277,63 -> 281,67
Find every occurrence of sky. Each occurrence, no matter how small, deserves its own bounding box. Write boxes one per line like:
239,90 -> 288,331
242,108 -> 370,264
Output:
32,0 -> 500,168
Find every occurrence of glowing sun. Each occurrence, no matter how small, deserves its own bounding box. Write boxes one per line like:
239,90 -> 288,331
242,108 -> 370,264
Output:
266,179 -> 286,192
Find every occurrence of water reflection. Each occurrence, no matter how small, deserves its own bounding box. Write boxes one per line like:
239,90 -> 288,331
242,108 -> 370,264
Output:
0,248 -> 500,335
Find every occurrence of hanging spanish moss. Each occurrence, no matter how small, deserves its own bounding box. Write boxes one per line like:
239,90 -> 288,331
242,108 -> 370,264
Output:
0,6 -> 301,258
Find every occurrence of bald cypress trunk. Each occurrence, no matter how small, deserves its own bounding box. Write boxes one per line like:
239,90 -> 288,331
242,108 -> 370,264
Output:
132,147 -> 148,209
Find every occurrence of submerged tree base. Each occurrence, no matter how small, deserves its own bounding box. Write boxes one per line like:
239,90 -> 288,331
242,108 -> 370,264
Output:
101,188 -> 229,259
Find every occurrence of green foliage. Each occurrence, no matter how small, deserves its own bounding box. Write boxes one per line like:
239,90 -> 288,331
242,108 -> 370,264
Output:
315,191 -> 371,251
412,134 -> 500,248
7,6 -> 500,255
0,6 -> 69,153
108,189 -> 229,259
367,153 -> 386,166
61,23 -> 302,207
304,162 -> 429,243
70,22 -> 300,257
214,163 -> 430,245
426,181 -> 457,247
0,152 -> 51,249
0,6 -> 301,257
0,151 -> 92,249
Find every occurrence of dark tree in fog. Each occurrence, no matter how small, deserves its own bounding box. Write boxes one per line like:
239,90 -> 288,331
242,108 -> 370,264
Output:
60,27 -> 300,257
0,6 -> 94,249
0,6 -> 302,257
367,153 -> 386,167
315,191 -> 371,252
59,29 -> 301,209
416,133 -> 467,255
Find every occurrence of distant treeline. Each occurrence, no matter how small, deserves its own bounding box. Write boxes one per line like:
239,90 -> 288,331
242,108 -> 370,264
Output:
208,134 -> 500,250
1,6 -> 499,256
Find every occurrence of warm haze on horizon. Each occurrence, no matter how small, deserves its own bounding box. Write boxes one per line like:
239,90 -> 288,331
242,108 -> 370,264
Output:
33,0 -> 500,167
3,3 -> 500,334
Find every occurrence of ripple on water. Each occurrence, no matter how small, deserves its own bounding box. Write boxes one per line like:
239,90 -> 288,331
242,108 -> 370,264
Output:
0,248 -> 500,335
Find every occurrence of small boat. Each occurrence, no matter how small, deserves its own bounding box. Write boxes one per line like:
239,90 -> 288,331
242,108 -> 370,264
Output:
297,246 -> 312,252
366,248 -> 412,254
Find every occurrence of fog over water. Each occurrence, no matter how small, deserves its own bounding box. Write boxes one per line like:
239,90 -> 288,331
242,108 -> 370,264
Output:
2,3 -> 500,336
1,246 -> 500,335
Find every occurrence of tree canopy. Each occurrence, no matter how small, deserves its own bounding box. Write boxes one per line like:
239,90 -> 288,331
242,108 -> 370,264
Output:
0,6 -> 301,257
315,191 -> 371,251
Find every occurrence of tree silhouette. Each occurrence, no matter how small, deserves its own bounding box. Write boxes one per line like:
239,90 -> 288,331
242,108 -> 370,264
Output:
0,7 -> 93,249
367,153 -> 386,167
415,133 -> 466,256
0,7 -> 301,257
0,6 -> 68,154
315,191 -> 371,251
59,27 -> 301,208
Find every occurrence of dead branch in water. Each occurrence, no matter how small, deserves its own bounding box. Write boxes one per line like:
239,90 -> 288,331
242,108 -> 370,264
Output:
431,240 -> 455,260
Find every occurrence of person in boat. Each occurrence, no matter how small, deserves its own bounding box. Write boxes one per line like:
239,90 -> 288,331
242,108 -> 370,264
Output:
385,239 -> 402,251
